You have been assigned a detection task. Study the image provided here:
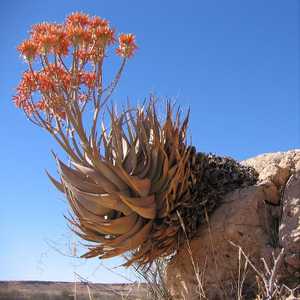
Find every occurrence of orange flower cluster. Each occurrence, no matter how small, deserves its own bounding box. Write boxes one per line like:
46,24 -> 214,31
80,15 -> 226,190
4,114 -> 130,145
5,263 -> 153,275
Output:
13,71 -> 38,114
116,34 -> 138,58
17,12 -> 136,62
13,64 -> 96,117
14,12 -> 137,120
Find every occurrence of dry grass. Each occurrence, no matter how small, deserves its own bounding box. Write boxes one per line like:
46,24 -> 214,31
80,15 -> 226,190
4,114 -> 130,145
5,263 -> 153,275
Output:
177,211 -> 207,299
134,247 -> 299,300
132,259 -> 172,300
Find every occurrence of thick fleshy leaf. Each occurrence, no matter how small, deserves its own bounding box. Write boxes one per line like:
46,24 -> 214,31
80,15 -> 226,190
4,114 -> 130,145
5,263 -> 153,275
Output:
69,186 -> 132,215
118,194 -> 156,219
45,170 -> 64,193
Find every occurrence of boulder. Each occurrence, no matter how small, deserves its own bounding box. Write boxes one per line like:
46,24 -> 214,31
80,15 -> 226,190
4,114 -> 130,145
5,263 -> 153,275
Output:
166,150 -> 300,299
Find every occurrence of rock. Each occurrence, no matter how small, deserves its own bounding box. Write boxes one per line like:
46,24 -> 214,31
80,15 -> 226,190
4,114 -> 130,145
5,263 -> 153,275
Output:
285,254 -> 300,269
259,180 -> 280,204
259,164 -> 290,187
166,150 -> 300,299
279,171 -> 300,279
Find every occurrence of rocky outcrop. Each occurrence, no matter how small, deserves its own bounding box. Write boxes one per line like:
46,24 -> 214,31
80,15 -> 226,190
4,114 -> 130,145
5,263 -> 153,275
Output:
166,150 -> 300,299
279,171 -> 300,281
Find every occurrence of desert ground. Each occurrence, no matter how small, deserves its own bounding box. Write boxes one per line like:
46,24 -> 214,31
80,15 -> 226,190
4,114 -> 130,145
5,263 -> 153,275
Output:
0,281 -> 148,300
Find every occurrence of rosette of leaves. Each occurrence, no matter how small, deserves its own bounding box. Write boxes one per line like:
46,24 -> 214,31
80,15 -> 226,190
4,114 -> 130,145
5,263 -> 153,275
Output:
54,102 -> 192,265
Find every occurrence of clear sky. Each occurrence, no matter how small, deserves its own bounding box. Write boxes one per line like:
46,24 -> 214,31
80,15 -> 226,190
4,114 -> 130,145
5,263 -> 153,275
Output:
0,0 -> 299,283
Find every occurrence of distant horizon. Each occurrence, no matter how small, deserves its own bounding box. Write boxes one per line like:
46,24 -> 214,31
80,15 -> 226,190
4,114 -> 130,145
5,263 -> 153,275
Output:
0,280 -> 137,284
1,0 -> 299,283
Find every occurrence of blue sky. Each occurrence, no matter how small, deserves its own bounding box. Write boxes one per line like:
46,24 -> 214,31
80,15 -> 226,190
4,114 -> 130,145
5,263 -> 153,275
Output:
0,0 -> 299,283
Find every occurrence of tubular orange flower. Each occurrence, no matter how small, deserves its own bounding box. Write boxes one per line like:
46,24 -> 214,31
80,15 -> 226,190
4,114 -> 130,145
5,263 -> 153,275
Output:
43,64 -> 68,78
119,33 -> 135,44
31,22 -> 53,37
31,23 -> 70,56
54,35 -> 69,56
66,12 -> 90,27
89,16 -> 108,28
76,49 -> 91,61
37,73 -> 55,93
37,65 -> 73,93
47,26 -> 70,56
13,82 -> 35,114
66,25 -> 91,46
94,26 -> 115,47
38,34 -> 58,54
12,93 -> 27,108
80,72 -> 96,89
17,40 -> 38,61
13,71 -> 38,109
21,71 -> 38,91
36,99 -> 47,111
88,48 -> 105,63
116,33 -> 137,58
